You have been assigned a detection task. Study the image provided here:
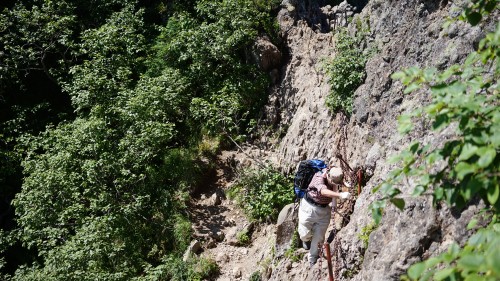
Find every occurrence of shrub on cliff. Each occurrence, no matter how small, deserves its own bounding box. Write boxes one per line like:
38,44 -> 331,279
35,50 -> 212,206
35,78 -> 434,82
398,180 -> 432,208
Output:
323,28 -> 367,114
228,167 -> 293,222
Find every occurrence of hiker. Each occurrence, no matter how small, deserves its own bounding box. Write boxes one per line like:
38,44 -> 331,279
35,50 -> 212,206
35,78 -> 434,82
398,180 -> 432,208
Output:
298,166 -> 351,266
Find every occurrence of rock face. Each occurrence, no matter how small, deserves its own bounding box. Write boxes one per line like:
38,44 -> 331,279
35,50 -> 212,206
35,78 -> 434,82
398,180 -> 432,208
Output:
272,3 -> 338,173
275,203 -> 298,257
252,36 -> 282,72
248,0 -> 497,280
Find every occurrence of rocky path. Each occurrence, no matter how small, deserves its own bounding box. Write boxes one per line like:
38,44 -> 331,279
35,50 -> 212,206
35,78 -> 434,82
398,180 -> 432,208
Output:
186,150 -> 342,281
187,152 -> 277,280
193,195 -> 276,280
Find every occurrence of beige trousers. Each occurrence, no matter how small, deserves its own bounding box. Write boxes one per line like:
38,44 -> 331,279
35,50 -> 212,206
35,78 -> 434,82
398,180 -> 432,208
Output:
297,197 -> 331,263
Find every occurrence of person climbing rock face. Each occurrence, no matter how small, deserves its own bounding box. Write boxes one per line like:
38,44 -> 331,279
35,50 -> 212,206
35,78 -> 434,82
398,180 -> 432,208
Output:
298,166 -> 351,266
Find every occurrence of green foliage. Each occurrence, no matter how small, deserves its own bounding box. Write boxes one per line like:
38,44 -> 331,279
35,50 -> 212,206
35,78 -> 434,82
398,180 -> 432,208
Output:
236,229 -> 251,246
9,5 -> 201,280
136,255 -> 219,281
0,1 -> 76,82
197,135 -> 221,158
229,167 -> 293,222
173,215 -> 193,254
0,230 -> 13,281
189,62 -> 269,139
151,0 -> 274,138
0,0 -> 138,85
65,5 -> 148,114
358,222 -> 377,249
371,2 -> 499,280
1,0 -> 277,279
0,0 -> 82,212
322,28 -> 369,114
284,248 -> 303,263
13,120 -> 197,279
0,135 -> 21,198
249,271 -> 262,281
457,0 -> 498,26
284,229 -> 302,262
190,257 -> 220,281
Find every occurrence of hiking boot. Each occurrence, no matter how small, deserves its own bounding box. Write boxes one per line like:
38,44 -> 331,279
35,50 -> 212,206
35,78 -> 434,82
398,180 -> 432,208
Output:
302,240 -> 311,250
307,255 -> 317,268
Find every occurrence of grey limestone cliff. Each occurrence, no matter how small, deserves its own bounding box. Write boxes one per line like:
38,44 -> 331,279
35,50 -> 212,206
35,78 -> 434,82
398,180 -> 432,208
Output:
248,0 -> 497,280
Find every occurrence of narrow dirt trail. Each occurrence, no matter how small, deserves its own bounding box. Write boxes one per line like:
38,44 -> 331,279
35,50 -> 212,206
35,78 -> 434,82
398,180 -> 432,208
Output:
187,152 -> 277,280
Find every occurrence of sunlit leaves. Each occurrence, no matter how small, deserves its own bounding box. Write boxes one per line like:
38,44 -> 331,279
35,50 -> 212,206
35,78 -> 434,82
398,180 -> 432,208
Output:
369,200 -> 386,225
0,1 -> 76,82
65,5 -> 146,115
11,5 -> 200,279
398,114 -> 414,134
487,184 -> 499,205
459,0 -> 498,26
153,0 -> 272,139
477,147 -> 496,168
6,0 -> 278,279
229,167 -> 293,222
390,198 -> 405,211
407,262 -> 426,279
459,143 -> 479,161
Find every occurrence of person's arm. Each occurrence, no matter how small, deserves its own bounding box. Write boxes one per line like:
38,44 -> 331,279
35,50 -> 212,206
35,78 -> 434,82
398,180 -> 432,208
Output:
320,188 -> 350,199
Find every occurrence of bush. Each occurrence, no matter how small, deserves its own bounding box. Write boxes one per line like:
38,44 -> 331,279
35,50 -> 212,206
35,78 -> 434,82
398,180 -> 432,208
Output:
228,167 -> 293,222
322,28 -> 368,114
358,222 -> 377,249
191,257 -> 219,280
284,229 -> 303,262
139,255 -> 219,281
236,229 -> 251,246
249,271 -> 262,281
153,0 -> 275,139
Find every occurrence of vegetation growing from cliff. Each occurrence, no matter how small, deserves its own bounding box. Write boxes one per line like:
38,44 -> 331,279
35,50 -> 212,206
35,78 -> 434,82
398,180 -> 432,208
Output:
284,230 -> 302,262
358,222 -> 377,249
371,1 -> 499,280
228,167 -> 292,222
0,0 -> 277,279
323,23 -> 372,114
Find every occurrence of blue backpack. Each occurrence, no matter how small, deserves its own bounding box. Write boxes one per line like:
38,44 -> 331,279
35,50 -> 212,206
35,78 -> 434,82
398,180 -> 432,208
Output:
293,159 -> 328,199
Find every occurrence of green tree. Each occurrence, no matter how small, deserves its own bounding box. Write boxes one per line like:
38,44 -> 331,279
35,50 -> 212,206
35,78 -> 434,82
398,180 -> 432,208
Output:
152,0 -> 276,139
2,0 -> 278,279
11,7 -> 196,280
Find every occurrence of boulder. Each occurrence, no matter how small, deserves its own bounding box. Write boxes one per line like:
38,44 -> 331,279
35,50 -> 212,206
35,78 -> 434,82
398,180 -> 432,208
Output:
275,203 -> 298,257
210,192 -> 222,206
182,240 -> 201,262
252,37 -> 282,72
